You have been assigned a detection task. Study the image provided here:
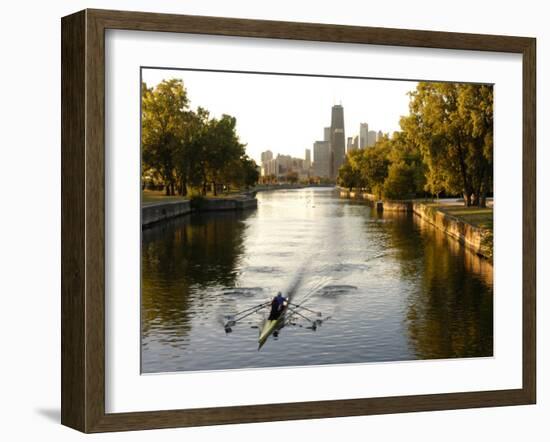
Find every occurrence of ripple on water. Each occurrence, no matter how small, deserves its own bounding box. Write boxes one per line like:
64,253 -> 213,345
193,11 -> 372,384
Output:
323,262 -> 369,273
219,287 -> 265,297
315,285 -> 358,297
242,266 -> 281,274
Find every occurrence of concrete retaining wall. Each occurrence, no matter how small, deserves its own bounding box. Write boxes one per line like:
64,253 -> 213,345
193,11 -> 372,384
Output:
236,198 -> 258,210
338,189 -> 377,201
142,196 -> 257,227
412,203 -> 492,260
142,201 -> 192,227
381,200 -> 413,212
339,190 -> 350,198
196,197 -> 258,211
361,193 -> 377,202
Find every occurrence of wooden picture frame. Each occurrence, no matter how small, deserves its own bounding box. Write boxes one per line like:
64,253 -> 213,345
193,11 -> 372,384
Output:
61,8 -> 536,433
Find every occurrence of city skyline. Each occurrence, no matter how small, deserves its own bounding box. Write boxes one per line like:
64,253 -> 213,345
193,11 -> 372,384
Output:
261,110 -> 387,181
142,68 -> 417,165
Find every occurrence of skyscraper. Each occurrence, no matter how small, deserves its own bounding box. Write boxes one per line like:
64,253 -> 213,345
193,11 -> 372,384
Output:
377,130 -> 384,142
324,127 -> 331,142
261,150 -> 273,163
305,148 -> 311,169
359,123 -> 369,149
367,130 -> 377,147
346,137 -> 354,153
329,104 -> 345,179
347,136 -> 359,153
260,150 -> 274,176
313,141 -> 330,178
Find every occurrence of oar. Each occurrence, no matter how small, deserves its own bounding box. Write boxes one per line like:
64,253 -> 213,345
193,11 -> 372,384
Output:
286,306 -> 320,330
224,302 -> 269,332
232,301 -> 270,319
288,302 -> 322,317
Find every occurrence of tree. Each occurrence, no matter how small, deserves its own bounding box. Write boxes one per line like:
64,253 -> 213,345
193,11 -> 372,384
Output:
386,131 -> 426,196
338,154 -> 362,191
457,84 -> 493,206
141,79 -> 256,197
383,161 -> 417,200
360,143 -> 391,198
202,114 -> 245,195
225,155 -> 259,189
141,80 -> 190,195
423,164 -> 446,199
403,82 -> 493,206
240,156 -> 260,188
184,107 -> 211,193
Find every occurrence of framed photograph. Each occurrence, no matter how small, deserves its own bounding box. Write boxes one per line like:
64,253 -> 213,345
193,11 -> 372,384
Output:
61,9 -> 536,433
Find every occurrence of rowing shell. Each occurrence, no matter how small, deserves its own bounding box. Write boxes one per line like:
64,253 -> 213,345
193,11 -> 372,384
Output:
258,300 -> 289,349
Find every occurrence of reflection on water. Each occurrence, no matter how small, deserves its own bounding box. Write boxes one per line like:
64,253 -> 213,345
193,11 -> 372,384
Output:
141,188 -> 493,373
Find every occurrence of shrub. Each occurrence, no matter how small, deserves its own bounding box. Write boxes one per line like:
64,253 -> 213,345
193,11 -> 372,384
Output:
383,161 -> 417,200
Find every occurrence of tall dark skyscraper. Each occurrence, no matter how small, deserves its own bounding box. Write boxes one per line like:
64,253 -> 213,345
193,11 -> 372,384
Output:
330,104 -> 345,179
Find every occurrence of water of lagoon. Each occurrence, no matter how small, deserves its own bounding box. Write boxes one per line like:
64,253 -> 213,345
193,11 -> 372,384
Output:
141,187 -> 493,373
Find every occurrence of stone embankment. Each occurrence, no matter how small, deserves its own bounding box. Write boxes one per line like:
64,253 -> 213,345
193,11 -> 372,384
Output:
142,195 -> 257,227
412,202 -> 493,261
142,200 -> 192,227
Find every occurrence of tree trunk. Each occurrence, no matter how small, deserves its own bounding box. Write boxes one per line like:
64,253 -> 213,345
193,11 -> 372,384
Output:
456,142 -> 474,207
472,167 -> 485,207
213,181 -> 217,196
180,177 -> 187,197
480,167 -> 490,208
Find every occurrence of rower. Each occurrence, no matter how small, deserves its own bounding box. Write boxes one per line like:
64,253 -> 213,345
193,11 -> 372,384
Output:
268,292 -> 288,320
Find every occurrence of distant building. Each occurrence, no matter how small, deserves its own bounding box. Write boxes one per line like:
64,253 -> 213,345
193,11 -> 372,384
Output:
376,130 -> 384,142
305,148 -> 311,169
261,150 -> 273,163
263,157 -> 277,177
347,137 -> 354,153
260,150 -> 274,176
367,130 -> 377,147
263,153 -> 307,180
329,104 -> 346,178
313,141 -> 331,178
347,135 -> 359,153
324,127 -> 331,142
359,122 -> 369,149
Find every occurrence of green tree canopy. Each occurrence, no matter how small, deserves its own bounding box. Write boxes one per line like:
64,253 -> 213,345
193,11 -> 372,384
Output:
141,79 -> 190,195
402,82 -> 493,206
337,82 -> 493,206
141,79 -> 259,196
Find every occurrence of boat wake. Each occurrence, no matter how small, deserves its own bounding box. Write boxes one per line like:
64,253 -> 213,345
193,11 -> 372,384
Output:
315,285 -> 358,297
220,287 -> 264,298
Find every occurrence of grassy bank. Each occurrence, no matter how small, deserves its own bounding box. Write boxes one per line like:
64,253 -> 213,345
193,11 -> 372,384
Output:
142,190 -> 188,206
419,203 -> 493,261
142,189 -> 253,207
427,204 -> 493,233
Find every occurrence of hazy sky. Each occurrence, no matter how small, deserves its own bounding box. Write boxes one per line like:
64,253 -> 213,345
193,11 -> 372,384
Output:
142,68 -> 417,164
